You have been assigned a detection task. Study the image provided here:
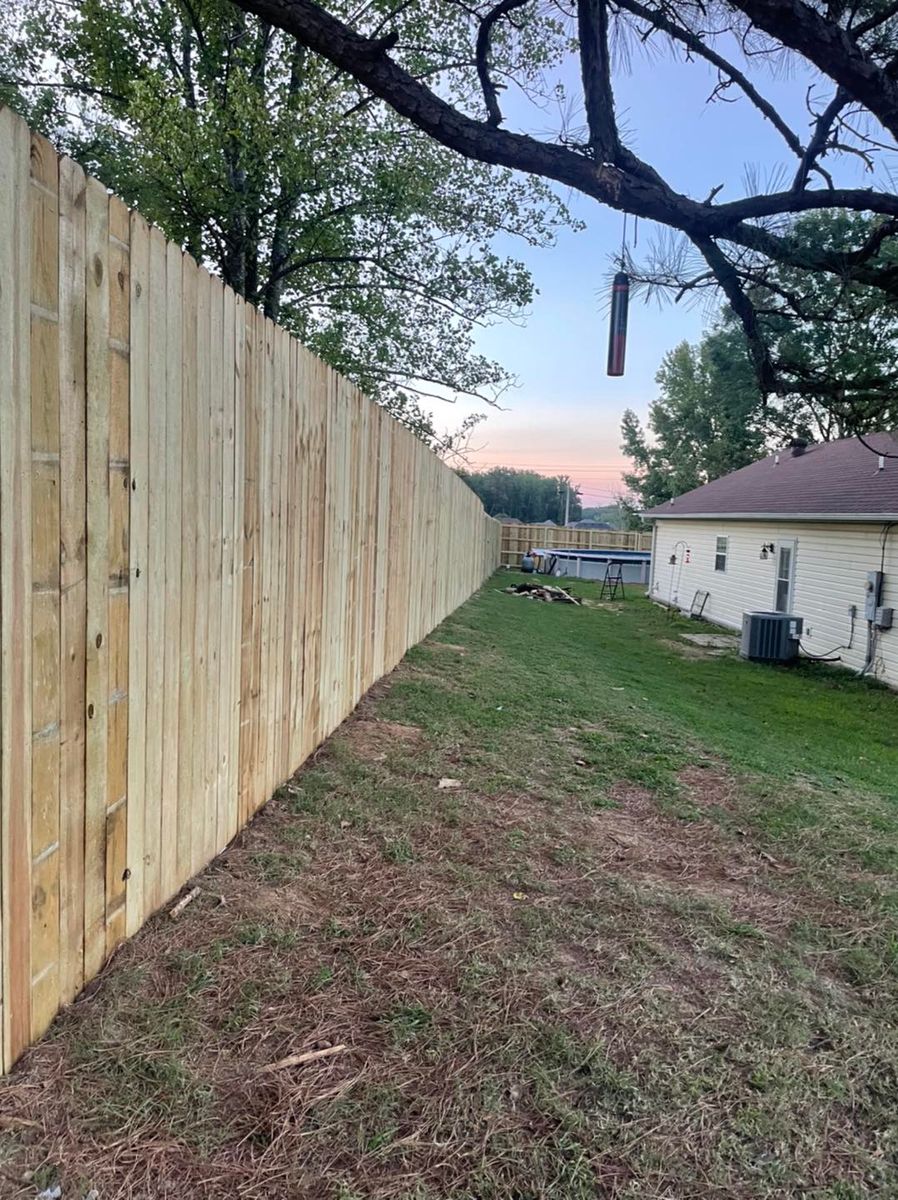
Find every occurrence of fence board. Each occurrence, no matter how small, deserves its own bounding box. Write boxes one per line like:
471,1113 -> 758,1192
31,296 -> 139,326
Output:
126,212 -> 150,938
29,130 -> 61,1042
301,351 -> 326,763
205,278 -> 224,849
143,226 -> 167,914
0,108 -> 500,1070
177,255 -> 198,885
105,195 -> 130,958
160,240 -> 183,903
228,296 -> 246,846
1,110 -> 34,1070
258,320 -> 272,798
268,327 -> 286,791
217,283 -> 237,850
83,176 -> 110,983
57,154 -> 88,1007
280,337 -> 299,779
191,266 -> 212,872
237,303 -> 258,827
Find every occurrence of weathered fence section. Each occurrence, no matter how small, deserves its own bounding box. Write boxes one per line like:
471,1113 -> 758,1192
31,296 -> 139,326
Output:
0,108 -> 500,1070
500,523 -> 651,566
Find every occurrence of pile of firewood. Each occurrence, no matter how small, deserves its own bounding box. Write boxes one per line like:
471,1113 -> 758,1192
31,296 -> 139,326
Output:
502,583 -> 581,605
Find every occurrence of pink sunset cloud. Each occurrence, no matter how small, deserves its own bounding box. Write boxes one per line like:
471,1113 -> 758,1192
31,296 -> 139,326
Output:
460,413 -> 633,507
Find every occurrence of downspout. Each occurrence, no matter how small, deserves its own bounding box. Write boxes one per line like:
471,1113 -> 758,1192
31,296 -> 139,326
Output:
648,519 -> 658,597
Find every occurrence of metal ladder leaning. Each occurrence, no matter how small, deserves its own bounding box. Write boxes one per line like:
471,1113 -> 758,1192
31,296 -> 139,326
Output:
599,562 -> 625,601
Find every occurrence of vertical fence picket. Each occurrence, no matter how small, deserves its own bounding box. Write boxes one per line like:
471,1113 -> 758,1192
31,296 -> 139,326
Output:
104,196 -> 130,957
143,226 -> 167,915
205,278 -> 224,849
177,255 -> 198,885
228,295 -> 246,844
159,241 -> 183,903
237,303 -> 258,827
126,212 -> 149,938
28,130 -> 61,1043
217,283 -> 237,850
190,266 -> 211,872
0,109 -> 33,1068
83,176 -> 110,983
57,154 -> 88,1007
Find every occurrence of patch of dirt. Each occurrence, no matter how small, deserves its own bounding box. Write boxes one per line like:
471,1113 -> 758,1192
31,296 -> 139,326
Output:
660,638 -> 727,660
580,781 -> 806,933
424,640 -> 467,654
680,632 -> 738,650
341,719 -> 423,760
678,763 -> 741,812
420,778 -> 809,946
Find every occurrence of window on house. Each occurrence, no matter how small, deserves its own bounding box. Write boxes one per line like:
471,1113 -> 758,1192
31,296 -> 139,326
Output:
714,536 -> 728,573
775,543 -> 795,612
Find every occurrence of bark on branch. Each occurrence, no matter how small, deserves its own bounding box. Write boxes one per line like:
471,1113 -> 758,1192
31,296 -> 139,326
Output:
578,0 -> 621,160
729,0 -> 898,140
475,0 -> 528,126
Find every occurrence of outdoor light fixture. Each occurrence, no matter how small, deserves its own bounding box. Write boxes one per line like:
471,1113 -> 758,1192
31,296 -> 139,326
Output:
759,542 -> 775,560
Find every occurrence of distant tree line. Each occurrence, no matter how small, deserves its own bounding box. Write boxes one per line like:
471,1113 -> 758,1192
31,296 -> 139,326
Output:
580,504 -> 626,529
457,468 -> 582,524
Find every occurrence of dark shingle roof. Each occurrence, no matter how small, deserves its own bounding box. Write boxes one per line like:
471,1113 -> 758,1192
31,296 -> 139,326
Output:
645,433 -> 898,519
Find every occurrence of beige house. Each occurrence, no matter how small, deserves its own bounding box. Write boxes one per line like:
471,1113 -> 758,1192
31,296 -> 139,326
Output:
644,434 -> 898,687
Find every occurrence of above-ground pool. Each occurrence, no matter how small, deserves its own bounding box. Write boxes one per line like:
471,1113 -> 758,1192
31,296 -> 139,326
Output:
535,547 -> 651,585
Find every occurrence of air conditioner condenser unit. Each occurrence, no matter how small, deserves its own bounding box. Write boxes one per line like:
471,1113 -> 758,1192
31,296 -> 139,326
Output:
740,612 -> 803,664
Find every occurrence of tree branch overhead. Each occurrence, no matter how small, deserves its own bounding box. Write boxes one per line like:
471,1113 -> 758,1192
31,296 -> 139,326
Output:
228,0 -> 898,408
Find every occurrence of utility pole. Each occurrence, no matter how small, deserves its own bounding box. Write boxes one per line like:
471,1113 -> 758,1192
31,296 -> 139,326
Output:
563,483 -> 570,526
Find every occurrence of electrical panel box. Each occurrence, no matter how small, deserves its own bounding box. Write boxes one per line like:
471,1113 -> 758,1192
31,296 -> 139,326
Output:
876,606 -> 894,631
865,570 -> 884,621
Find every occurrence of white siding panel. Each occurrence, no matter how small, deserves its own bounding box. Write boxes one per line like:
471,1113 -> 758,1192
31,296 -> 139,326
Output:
650,519 -> 898,687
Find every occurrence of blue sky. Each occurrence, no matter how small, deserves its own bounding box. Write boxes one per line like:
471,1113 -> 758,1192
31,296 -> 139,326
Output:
428,38 -> 873,505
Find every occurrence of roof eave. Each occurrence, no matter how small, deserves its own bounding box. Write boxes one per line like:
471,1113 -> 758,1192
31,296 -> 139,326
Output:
647,511 -> 898,522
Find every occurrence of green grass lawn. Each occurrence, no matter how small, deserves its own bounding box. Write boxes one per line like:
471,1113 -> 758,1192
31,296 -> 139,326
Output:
3,572 -> 898,1199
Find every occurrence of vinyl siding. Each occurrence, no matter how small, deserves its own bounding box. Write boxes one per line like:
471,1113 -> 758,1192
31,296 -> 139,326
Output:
649,519 -> 898,687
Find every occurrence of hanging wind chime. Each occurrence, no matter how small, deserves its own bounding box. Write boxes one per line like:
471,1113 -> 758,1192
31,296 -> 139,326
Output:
606,213 -> 631,377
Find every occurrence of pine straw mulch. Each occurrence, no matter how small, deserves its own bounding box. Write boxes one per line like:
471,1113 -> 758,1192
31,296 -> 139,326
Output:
0,698 -> 894,1198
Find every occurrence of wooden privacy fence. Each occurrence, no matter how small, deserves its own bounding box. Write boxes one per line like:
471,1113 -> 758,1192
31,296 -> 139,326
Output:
0,108 -> 500,1071
500,523 -> 652,566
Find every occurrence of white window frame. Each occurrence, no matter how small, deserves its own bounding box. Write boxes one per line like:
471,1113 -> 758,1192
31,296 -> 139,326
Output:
714,535 -> 728,573
774,540 -> 797,613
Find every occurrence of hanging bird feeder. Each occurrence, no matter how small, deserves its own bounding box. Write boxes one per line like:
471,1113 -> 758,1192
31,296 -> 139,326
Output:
606,268 -> 629,376
607,213 -> 632,377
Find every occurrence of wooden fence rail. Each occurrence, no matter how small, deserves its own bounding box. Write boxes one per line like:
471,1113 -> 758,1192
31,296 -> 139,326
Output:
499,524 -> 652,566
0,108 -> 500,1071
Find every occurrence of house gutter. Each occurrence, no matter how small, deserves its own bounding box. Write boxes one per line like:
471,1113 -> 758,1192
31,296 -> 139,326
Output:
646,512 -> 898,522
